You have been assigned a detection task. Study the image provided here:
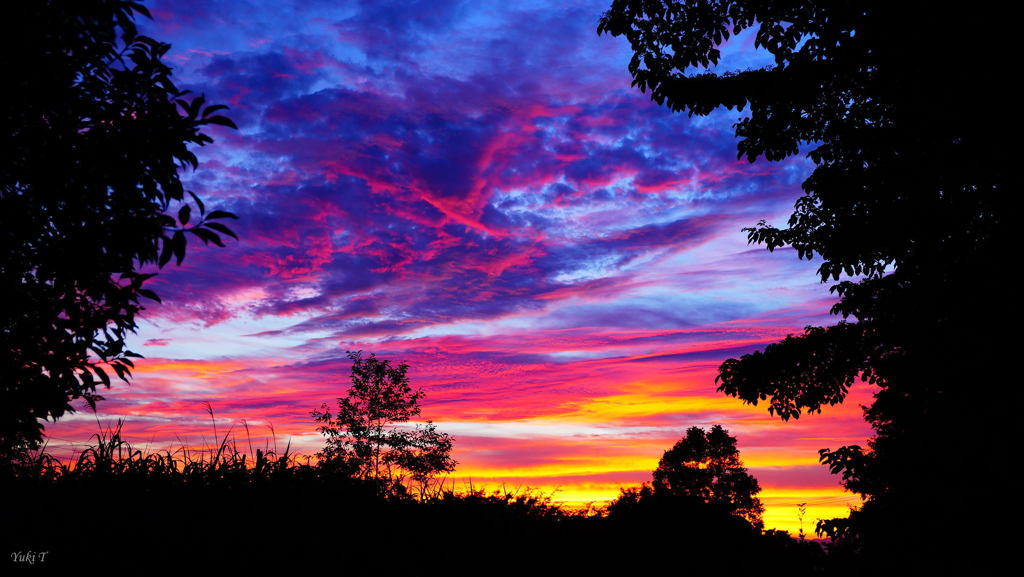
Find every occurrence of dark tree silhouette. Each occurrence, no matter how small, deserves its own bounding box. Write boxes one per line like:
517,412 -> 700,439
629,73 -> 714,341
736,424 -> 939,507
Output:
1,0 -> 237,461
652,424 -> 763,527
603,425 -> 776,572
608,425 -> 763,528
312,351 -> 456,498
599,1 -> 1014,571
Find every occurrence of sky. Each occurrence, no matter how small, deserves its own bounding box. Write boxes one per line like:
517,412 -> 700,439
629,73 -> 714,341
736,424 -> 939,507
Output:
46,0 -> 875,534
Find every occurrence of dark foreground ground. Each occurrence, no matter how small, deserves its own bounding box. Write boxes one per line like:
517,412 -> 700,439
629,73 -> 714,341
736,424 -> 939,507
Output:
4,471 -> 830,575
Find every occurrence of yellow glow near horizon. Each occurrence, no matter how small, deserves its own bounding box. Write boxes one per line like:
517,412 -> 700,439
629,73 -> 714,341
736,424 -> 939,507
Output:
443,478 -> 861,535
760,488 -> 863,536
551,391 -> 761,423
453,456 -> 656,479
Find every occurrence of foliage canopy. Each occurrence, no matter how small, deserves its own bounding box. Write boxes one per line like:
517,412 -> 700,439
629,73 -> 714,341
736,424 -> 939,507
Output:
1,0 -> 237,459
608,425 -> 763,529
652,424 -> 763,527
600,0 -> 1014,569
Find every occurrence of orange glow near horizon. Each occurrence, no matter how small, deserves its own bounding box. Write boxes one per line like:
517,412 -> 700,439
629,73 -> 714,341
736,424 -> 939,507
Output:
44,350 -> 875,536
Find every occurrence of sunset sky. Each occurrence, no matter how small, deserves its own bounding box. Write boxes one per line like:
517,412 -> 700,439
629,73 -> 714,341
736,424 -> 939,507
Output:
46,0 -> 875,534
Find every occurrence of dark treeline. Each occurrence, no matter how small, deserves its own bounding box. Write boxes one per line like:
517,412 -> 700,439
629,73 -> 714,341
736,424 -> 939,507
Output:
4,355 -> 825,574
1,422 -> 826,574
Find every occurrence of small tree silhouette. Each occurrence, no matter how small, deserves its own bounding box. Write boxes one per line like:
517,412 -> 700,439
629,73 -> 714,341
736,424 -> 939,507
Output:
311,351 -> 456,497
651,424 -> 764,527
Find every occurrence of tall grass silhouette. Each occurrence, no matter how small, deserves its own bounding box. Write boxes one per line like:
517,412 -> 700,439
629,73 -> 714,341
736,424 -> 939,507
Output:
2,413 -> 827,575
